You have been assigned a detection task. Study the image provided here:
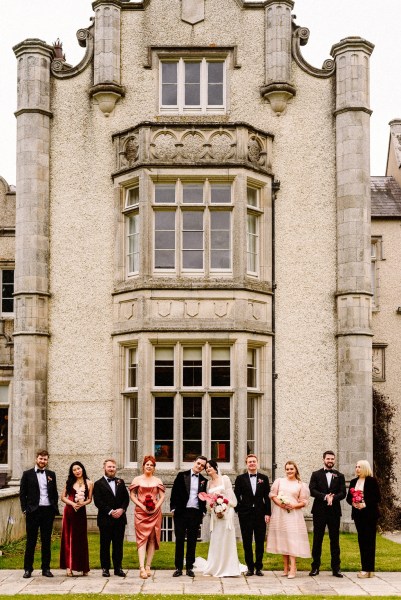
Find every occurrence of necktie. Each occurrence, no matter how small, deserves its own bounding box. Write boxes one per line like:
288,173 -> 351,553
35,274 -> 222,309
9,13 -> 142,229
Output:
107,477 -> 115,482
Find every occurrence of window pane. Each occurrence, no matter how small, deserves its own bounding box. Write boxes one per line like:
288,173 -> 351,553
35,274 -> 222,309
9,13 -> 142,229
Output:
155,211 -> 175,269
162,63 -> 178,105
128,348 -> 137,388
126,187 -> 139,208
183,347 -> 202,386
1,270 -> 14,313
129,396 -> 138,462
247,348 -> 257,388
247,213 -> 258,273
155,347 -> 174,386
211,347 -> 230,386
183,184 -> 203,204
185,62 -> 201,106
183,211 -> 203,270
0,407 -> 8,464
247,396 -> 255,456
211,212 -> 231,270
208,62 -> 224,105
127,213 -> 139,274
155,184 -> 176,203
154,397 -> 174,462
210,184 -> 231,204
211,397 -> 230,462
183,396 -> 203,462
247,187 -> 258,207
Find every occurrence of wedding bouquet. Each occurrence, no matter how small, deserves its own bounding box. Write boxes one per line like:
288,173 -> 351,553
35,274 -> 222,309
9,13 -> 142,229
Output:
350,488 -> 364,504
199,492 -> 229,519
144,494 -> 155,512
277,491 -> 291,513
74,489 -> 85,504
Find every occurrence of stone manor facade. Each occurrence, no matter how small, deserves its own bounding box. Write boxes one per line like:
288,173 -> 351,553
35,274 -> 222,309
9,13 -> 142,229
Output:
1,0 -> 400,528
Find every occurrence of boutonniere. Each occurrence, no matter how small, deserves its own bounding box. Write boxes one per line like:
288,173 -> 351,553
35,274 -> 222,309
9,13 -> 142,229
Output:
200,480 -> 206,487
116,479 -> 121,486
47,476 -> 53,482
257,479 -> 263,485
331,473 -> 338,479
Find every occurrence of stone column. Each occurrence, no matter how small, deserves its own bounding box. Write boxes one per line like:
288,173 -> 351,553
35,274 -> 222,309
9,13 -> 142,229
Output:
90,0 -> 125,116
260,0 -> 296,114
331,37 -> 374,479
12,39 -> 54,479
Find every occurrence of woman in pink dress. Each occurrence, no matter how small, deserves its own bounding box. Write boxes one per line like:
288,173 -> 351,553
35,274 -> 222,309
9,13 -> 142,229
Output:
129,455 -> 165,580
60,461 -> 93,576
266,461 -> 310,578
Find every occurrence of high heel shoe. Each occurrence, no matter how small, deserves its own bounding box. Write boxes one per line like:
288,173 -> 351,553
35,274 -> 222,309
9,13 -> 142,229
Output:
66,570 -> 73,577
288,570 -> 297,579
82,572 -> 89,576
145,565 -> 151,575
281,571 -> 289,577
140,567 -> 148,579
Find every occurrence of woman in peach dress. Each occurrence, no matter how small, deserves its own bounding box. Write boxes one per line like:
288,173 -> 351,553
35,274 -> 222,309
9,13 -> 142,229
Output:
266,461 -> 310,578
129,455 -> 165,580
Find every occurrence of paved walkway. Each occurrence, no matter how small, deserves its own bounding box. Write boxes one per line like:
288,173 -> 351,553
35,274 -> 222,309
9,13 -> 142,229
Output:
0,569 -> 401,596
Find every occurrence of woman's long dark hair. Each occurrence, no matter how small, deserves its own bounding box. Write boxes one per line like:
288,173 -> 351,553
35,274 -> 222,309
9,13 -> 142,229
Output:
66,461 -> 89,498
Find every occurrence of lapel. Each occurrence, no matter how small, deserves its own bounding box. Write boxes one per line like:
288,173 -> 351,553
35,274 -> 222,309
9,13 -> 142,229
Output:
31,468 -> 40,493
101,476 -> 116,496
321,469 -> 330,492
198,474 -> 205,493
184,470 -> 191,496
245,472 -> 254,494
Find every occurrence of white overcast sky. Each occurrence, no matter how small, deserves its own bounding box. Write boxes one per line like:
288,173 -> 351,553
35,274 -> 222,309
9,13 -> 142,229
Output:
0,0 -> 400,185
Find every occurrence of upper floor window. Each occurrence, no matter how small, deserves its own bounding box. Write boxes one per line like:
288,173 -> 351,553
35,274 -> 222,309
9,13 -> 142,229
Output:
1,269 -> 14,315
371,237 -> 382,309
160,58 -> 225,114
124,186 -> 139,276
153,180 -> 232,274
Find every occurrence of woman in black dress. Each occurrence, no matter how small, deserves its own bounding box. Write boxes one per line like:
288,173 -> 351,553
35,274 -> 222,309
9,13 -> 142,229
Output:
346,460 -> 381,578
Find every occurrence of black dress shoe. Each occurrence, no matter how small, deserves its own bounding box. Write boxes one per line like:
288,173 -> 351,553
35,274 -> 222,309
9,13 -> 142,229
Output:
114,569 -> 126,577
23,570 -> 32,579
309,569 -> 319,576
186,569 -> 195,577
245,570 -> 254,576
332,571 -> 344,578
172,569 -> 183,577
42,570 -> 54,577
102,569 -> 110,577
255,570 -> 264,576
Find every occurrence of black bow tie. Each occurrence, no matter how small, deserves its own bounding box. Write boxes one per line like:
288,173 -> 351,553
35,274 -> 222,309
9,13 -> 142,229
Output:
107,477 -> 115,482
250,474 -> 257,478
37,470 -> 45,474
192,473 -> 199,477
324,469 -> 332,473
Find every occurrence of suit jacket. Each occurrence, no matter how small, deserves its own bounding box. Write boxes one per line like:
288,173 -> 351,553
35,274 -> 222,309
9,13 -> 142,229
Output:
170,470 -> 207,516
309,468 -> 346,517
234,472 -> 271,518
346,476 -> 381,521
93,476 -> 130,526
19,468 -> 59,514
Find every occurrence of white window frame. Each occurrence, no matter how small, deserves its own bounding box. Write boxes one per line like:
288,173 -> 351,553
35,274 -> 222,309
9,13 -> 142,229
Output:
123,185 -> 140,277
246,186 -> 263,277
371,236 -> 382,310
159,57 -> 227,115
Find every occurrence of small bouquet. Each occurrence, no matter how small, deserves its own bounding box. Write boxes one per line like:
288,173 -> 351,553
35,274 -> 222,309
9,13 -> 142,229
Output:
277,491 -> 291,513
350,488 -> 364,505
199,492 -> 229,519
74,489 -> 85,504
144,494 -> 155,512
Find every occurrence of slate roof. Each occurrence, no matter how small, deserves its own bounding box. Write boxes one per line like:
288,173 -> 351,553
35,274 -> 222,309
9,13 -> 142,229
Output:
371,176 -> 401,218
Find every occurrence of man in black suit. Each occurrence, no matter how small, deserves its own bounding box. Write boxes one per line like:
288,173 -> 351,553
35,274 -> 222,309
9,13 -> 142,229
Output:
19,449 -> 59,578
309,450 -> 346,578
93,458 -> 130,577
170,455 -> 207,577
234,454 -> 271,576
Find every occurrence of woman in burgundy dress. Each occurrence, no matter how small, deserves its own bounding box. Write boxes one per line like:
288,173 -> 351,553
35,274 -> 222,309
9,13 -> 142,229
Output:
60,461 -> 93,576
129,455 -> 165,579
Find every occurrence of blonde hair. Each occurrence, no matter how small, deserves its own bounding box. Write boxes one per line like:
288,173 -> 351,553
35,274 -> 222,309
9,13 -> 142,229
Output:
356,460 -> 373,477
103,458 -> 117,467
285,460 -> 301,481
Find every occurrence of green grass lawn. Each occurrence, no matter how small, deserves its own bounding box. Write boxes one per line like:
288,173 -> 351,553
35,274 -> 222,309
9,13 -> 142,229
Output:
0,532 -> 400,571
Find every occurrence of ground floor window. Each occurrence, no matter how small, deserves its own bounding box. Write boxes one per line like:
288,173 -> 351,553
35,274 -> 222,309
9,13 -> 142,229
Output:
0,386 -> 9,465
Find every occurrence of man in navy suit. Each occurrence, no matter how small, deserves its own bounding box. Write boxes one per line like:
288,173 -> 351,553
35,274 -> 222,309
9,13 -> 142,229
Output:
19,449 -> 59,578
170,455 -> 207,577
309,450 -> 346,577
234,454 -> 271,576
93,458 -> 130,577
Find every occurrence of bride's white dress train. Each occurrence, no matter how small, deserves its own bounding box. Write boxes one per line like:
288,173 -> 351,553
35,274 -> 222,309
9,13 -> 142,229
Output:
194,475 -> 247,577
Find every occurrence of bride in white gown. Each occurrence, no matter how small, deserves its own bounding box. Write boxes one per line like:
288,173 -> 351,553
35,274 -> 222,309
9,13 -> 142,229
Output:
194,460 -> 247,577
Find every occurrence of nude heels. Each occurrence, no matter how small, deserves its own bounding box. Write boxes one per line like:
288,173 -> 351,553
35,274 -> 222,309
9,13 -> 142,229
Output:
140,567 -> 148,579
145,565 -> 151,576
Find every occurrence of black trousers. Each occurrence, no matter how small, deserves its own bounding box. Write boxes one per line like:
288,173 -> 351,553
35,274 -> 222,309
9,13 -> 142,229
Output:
354,512 -> 377,572
99,517 -> 126,570
173,508 -> 203,570
311,512 -> 341,571
238,512 -> 266,572
24,506 -> 55,571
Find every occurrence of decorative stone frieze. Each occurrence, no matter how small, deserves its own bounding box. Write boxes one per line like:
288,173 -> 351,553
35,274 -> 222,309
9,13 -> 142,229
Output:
113,123 -> 273,175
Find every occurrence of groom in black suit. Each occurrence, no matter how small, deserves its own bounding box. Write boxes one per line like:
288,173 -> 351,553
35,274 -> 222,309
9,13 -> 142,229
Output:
93,458 -> 130,577
309,450 -> 346,577
170,455 -> 207,577
19,449 -> 59,578
234,454 -> 271,576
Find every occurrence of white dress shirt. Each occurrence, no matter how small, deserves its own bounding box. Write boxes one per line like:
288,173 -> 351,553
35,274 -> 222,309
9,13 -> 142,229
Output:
186,471 -> 200,509
36,468 -> 50,506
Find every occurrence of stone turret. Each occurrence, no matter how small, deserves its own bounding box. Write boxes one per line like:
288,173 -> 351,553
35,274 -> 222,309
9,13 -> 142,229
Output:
90,0 -> 125,116
261,0 -> 296,114
12,39 -> 53,478
331,37 -> 375,479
